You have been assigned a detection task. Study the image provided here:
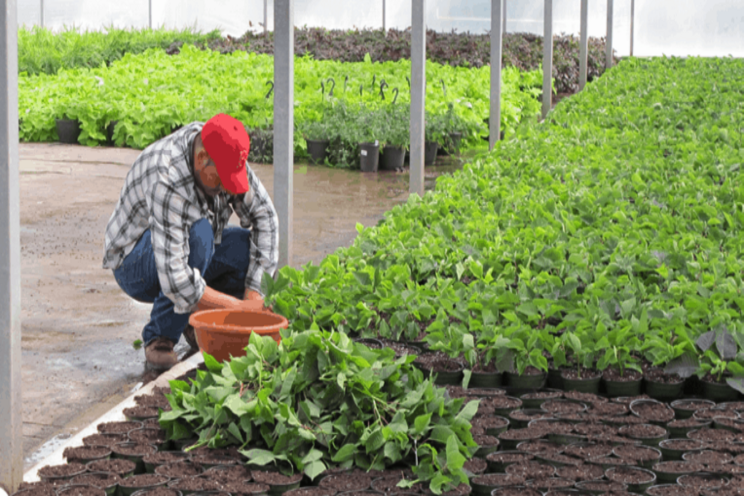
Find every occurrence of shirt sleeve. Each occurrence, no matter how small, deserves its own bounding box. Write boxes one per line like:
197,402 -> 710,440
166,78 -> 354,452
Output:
149,177 -> 207,314
232,166 -> 279,295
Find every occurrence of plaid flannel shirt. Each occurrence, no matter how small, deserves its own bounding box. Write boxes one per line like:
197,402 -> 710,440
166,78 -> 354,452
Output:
103,122 -> 279,314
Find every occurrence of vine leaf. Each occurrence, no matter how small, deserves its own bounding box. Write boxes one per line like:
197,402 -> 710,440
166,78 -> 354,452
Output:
726,377 -> 744,395
696,331 -> 715,352
716,327 -> 737,360
664,351 -> 699,379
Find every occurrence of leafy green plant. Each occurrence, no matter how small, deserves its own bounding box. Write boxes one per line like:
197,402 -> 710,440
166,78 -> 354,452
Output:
160,331 -> 478,494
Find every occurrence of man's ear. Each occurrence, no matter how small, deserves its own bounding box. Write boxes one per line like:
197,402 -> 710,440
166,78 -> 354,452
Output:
195,148 -> 210,168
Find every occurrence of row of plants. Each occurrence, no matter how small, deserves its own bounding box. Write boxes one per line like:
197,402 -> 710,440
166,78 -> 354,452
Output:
19,44 -> 543,165
18,26 -> 219,76
202,28 -> 616,95
259,55 -> 744,397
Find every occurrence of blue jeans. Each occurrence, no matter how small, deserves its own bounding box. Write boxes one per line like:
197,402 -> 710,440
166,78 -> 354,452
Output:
113,218 -> 251,345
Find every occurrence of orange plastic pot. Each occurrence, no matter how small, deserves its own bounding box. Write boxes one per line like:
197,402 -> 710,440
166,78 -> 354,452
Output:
188,309 -> 289,362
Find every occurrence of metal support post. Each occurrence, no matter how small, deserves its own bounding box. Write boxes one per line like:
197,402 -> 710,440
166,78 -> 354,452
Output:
606,0 -> 613,69
630,0 -> 635,56
409,0 -> 426,197
490,0 -> 503,150
502,0 -> 506,34
263,0 -> 268,35
148,0 -> 152,29
40,0 -> 44,28
274,0 -> 294,268
383,0 -> 386,34
0,0 -> 22,493
579,0 -> 588,90
542,0 -> 552,118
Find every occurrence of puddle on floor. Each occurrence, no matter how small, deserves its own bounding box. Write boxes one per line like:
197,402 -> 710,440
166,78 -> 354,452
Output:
24,433 -> 72,467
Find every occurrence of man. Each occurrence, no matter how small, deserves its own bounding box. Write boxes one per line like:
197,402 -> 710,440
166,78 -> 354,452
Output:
103,113 -> 279,370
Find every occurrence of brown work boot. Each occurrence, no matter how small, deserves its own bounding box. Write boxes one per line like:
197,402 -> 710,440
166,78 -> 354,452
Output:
144,338 -> 178,371
182,325 -> 199,351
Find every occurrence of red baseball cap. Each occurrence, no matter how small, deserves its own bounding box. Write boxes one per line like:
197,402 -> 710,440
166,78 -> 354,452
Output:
201,114 -> 251,195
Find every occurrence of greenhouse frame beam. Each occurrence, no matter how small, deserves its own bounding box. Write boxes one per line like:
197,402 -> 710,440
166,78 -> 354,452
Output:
409,0 -> 425,197
263,0 -> 268,35
489,0 -> 503,150
0,0 -> 22,493
542,0 -> 552,118
148,0 -> 152,29
579,0 -> 588,90
630,0 -> 635,56
274,0 -> 294,268
606,0 -> 614,69
39,0 -> 43,27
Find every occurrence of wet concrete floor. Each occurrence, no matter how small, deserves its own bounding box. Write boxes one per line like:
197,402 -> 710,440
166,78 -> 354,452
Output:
18,142 -> 468,468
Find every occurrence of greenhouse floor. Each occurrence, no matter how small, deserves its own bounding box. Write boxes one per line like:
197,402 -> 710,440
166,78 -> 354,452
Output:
17,142 -> 463,469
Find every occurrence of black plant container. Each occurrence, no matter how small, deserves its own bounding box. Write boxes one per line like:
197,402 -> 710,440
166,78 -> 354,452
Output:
305,139 -> 329,164
380,145 -> 406,170
424,141 -> 438,165
359,142 -> 380,172
56,119 -> 81,144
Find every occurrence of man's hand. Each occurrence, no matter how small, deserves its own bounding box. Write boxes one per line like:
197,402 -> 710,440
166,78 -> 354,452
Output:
239,289 -> 265,312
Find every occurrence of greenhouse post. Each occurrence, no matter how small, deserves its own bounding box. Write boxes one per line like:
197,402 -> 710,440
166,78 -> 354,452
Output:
606,0 -> 614,69
579,0 -> 589,90
409,0 -> 425,197
542,0 -> 552,118
274,0 -> 294,268
490,0 -> 503,150
0,0 -> 22,493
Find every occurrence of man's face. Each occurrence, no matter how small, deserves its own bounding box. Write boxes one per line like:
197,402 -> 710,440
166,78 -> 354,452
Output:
194,140 -> 225,198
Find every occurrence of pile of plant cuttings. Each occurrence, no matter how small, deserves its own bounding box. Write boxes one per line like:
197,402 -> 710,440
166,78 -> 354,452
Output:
201,28 -> 616,95
262,56 -> 744,398
19,44 -> 542,159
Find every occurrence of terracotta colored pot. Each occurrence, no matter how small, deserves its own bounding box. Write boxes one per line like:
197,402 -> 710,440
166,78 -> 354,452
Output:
189,310 -> 289,362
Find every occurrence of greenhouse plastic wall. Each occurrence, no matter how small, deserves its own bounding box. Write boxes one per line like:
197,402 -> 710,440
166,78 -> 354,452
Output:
15,0 -> 744,58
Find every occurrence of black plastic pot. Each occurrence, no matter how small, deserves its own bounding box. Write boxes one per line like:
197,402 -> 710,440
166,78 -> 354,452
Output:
547,368 -> 563,389
469,371 -> 503,388
305,139 -> 329,164
657,439 -> 705,460
106,120 -> 119,146
58,485 -> 106,496
380,145 -> 406,170
71,472 -> 120,496
415,361 -> 464,386
424,141 -> 438,166
519,390 -> 562,409
111,443 -> 158,475
249,132 -> 273,164
359,142 -> 380,172
56,119 -> 81,144
606,466 -> 657,493
561,371 -> 601,394
671,399 -> 715,419
603,377 -> 642,397
703,379 -> 739,401
447,132 -> 462,155
644,378 -> 685,401
504,371 -> 546,390
119,475 -> 170,496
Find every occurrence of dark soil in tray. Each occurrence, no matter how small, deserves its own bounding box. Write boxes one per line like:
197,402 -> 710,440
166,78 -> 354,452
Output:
646,486 -> 697,496
510,409 -> 550,422
632,402 -> 675,422
466,388 -> 506,397
563,391 -> 606,403
155,461 -> 204,478
677,474 -> 727,488
561,369 -> 601,380
371,476 -> 423,494
486,452 -> 535,464
684,450 -> 733,464
602,415 -> 646,426
319,473 -> 372,491
142,451 -> 189,466
588,402 -> 629,416
521,391 -> 562,400
63,446 -> 110,461
472,473 -> 526,486
285,487 -> 336,496
539,453 -> 583,466
619,423 -> 667,438
474,433 -> 501,445
383,341 -> 420,357
607,466 -> 655,483
473,417 -> 509,429
661,439 -> 705,451
613,394 -> 651,404
57,487 -> 105,496
168,478 -> 221,492
527,420 -> 574,435
13,485 -> 56,496
577,481 -> 627,492
98,421 -> 143,434
71,474 -> 121,488
653,461 -> 706,474
491,396 -> 523,409
719,402 -> 744,411
645,368 -> 684,384
491,488 -> 541,496
517,440 -> 563,454
203,465 -> 253,482
667,418 -> 710,429
505,461 -> 555,479
573,424 -> 617,436
542,400 -> 586,414
590,457 -> 631,467
136,490 -> 179,496
556,463 -> 605,481
87,459 -> 137,476
134,394 -> 170,408
191,450 -> 240,465
674,400 -> 714,412
82,433 -> 128,447
223,482 -> 271,495
129,428 -> 168,445
463,457 -> 487,474
119,475 -> 169,488
38,463 -> 87,478
688,428 -> 735,442
251,471 -> 304,485
713,418 -> 744,431
603,369 -> 643,382
694,408 -> 737,419
613,444 -> 661,461
563,444 -> 614,459
112,443 -> 156,456
123,406 -> 162,418
527,478 -> 574,490
415,355 -> 463,372
497,429 -> 538,441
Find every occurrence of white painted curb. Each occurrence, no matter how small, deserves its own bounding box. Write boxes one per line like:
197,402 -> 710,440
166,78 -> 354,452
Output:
23,353 -> 204,482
